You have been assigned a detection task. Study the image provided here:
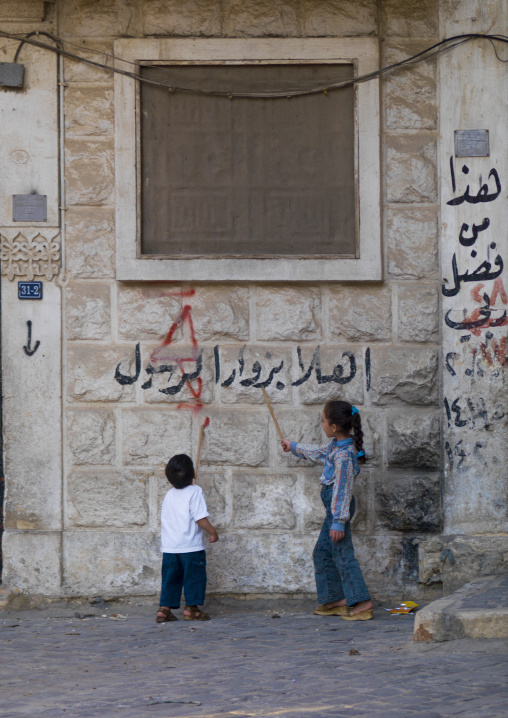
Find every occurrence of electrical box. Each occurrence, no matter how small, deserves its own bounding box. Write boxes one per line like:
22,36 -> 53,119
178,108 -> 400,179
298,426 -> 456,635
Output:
0,62 -> 24,88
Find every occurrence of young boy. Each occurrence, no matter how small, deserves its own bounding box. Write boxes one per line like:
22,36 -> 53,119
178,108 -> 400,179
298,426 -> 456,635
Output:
156,454 -> 219,622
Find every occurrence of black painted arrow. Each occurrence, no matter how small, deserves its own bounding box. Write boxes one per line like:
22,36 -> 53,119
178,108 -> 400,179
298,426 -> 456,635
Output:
23,320 -> 40,356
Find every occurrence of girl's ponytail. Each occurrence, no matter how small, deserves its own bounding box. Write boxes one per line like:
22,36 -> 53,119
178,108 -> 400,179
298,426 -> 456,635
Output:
352,412 -> 366,464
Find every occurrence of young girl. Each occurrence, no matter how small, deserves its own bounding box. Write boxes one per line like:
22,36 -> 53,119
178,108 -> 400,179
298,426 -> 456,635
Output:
281,400 -> 373,620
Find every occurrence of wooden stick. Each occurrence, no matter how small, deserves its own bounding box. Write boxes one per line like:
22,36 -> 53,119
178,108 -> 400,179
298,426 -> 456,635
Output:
194,416 -> 210,483
261,386 -> 284,440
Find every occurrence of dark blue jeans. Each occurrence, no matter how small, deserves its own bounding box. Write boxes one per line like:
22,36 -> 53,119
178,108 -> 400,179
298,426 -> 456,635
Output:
313,485 -> 370,607
160,550 -> 207,608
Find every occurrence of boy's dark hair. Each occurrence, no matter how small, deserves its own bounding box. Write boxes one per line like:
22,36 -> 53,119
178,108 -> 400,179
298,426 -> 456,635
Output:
165,454 -> 195,488
324,400 -> 366,463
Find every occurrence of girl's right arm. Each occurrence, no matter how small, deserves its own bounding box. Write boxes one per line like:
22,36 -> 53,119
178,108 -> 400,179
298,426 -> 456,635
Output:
281,439 -> 328,464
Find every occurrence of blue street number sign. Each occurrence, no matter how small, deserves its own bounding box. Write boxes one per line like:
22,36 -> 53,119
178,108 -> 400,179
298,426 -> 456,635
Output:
18,281 -> 43,300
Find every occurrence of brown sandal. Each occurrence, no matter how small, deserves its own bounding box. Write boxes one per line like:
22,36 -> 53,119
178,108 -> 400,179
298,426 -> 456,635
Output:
156,607 -> 178,623
183,606 -> 210,621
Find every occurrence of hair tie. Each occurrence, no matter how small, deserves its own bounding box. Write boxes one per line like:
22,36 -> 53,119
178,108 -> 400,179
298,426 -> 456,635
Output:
351,406 -> 359,415
357,450 -> 365,458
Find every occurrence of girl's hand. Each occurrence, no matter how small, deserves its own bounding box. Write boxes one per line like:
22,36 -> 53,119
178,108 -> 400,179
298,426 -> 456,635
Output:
330,529 -> 345,543
281,438 -> 291,453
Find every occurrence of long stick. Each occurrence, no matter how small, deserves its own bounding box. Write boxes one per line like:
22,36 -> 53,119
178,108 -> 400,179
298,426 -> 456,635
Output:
261,386 -> 284,440
194,417 -> 210,483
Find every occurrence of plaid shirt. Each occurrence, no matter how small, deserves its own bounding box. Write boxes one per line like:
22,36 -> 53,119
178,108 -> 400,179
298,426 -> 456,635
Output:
290,437 -> 359,532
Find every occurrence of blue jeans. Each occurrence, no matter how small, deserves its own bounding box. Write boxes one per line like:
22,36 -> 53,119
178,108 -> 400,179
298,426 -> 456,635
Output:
313,485 -> 370,606
159,550 -> 207,608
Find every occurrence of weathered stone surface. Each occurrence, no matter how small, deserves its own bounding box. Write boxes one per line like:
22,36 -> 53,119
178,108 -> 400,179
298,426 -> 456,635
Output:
65,283 -> 111,340
329,286 -> 392,342
66,469 -> 148,528
117,285 -> 182,341
122,409 -> 191,466
255,287 -> 321,341
64,42 -> 114,83
386,207 -> 438,279
297,345 -> 363,406
219,345 -> 292,405
65,87 -> 114,138
1,531 -> 61,595
369,347 -> 438,405
386,135 -> 437,203
143,0 -> 221,36
382,0 -> 438,37
65,207 -> 115,278
189,287 -> 249,341
397,285 -> 439,343
141,345 -> 214,405
231,473 -> 297,529
354,534 -> 421,599
67,409 -> 116,465
358,410 -> 382,467
206,533 -> 316,593
274,409 -> 322,467
67,345 -> 136,402
301,0 -> 377,36
63,531 -> 160,595
375,472 -> 442,532
202,411 -> 269,467
387,411 -> 440,468
223,0 -> 299,37
60,0 -> 139,37
383,43 -> 437,130
65,139 -> 114,205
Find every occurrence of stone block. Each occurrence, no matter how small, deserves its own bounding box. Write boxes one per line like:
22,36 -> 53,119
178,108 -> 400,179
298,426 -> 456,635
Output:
1,531 -> 61,595
189,286 -> 249,341
354,534 -> 421,599
386,135 -> 437,203
383,43 -> 437,130
65,87 -> 114,138
67,409 -> 116,465
122,409 -> 192,466
397,285 -> 438,343
143,0 -> 221,36
65,139 -> 114,206
369,347 -> 438,406
65,282 -> 111,340
140,345 -> 214,405
223,0 -> 299,37
218,345 -> 292,405
67,345 -> 136,402
375,472 -> 442,532
387,411 -> 440,468
66,469 -> 148,528
255,287 -> 321,342
64,42 -> 114,83
301,0 -> 377,36
63,531 -> 160,596
297,345 -> 363,406
382,0 -> 438,37
358,410 -> 382,467
65,207 -> 115,278
60,0 -> 139,37
329,286 -> 392,342
117,285 -> 182,341
386,207 -> 438,279
206,532 -> 316,593
231,473 -> 297,529
201,410 -> 269,467
274,409 -> 323,467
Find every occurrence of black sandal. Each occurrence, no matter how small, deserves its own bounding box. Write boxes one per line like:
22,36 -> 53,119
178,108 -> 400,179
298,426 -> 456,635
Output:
156,607 -> 178,623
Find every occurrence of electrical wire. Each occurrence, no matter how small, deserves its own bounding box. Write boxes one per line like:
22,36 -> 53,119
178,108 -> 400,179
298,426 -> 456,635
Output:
1,29 -> 507,99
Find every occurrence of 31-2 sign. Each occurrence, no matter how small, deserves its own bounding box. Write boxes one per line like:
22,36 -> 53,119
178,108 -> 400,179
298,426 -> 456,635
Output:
18,281 -> 43,300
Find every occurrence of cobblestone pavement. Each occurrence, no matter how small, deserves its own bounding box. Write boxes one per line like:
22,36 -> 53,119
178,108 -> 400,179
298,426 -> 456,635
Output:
1,602 -> 508,718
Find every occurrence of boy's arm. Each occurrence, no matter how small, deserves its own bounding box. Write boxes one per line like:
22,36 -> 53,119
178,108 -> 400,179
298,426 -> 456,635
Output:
197,517 -> 219,543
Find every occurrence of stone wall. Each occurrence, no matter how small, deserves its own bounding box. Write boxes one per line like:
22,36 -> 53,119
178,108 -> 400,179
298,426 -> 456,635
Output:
1,0 -> 504,602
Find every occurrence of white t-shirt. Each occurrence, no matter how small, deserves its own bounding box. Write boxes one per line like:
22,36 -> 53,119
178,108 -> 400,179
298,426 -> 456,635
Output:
160,485 -> 209,553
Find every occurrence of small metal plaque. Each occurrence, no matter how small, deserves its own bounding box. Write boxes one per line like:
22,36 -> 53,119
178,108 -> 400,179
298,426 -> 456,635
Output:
454,130 -> 490,158
18,281 -> 43,300
13,194 -> 47,222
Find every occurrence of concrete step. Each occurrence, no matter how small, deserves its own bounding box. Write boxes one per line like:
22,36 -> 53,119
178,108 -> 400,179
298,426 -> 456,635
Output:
414,575 -> 508,642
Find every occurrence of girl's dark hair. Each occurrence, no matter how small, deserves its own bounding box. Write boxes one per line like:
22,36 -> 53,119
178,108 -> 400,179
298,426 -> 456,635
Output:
165,454 -> 195,488
323,400 -> 365,463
